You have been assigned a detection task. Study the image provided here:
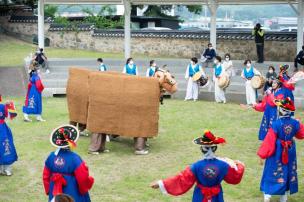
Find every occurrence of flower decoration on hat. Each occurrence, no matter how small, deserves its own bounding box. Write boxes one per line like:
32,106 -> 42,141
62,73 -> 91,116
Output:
193,130 -> 226,146
274,97 -> 295,112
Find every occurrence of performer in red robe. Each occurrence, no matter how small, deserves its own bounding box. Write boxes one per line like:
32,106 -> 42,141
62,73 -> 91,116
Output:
43,125 -> 94,202
151,130 -> 245,202
257,97 -> 304,202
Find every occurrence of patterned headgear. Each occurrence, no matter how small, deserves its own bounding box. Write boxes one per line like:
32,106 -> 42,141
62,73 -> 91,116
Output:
279,64 -> 290,73
193,130 -> 226,146
274,97 -> 295,112
50,125 -> 79,149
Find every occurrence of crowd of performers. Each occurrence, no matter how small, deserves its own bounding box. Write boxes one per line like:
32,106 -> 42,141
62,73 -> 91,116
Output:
1,50 -> 304,202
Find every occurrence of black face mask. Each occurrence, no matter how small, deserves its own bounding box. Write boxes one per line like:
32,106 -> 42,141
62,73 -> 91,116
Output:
200,145 -> 217,154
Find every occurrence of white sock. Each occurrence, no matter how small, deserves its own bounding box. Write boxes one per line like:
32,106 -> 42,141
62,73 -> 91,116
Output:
24,113 -> 29,119
264,194 -> 271,202
37,115 -> 43,120
280,194 -> 287,202
3,165 -> 11,172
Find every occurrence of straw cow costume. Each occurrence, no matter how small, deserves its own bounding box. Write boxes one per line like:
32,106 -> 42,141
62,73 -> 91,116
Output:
257,97 -> 304,202
66,68 -> 162,155
0,95 -> 18,176
151,130 -> 245,202
66,68 -> 90,136
43,125 -> 94,202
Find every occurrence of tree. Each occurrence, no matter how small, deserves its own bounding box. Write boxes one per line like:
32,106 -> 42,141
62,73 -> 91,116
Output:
44,5 -> 58,18
131,5 -> 202,18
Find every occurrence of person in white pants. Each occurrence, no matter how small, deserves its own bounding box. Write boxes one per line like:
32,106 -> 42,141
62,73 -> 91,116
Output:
241,59 -> 261,106
185,57 -> 204,101
213,56 -> 226,103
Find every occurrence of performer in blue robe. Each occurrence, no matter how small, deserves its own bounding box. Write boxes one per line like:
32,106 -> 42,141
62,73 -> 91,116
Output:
151,130 -> 245,202
258,97 -> 304,202
123,57 -> 138,76
43,125 -> 94,202
253,78 -> 285,140
23,62 -> 45,122
0,96 -> 18,176
278,64 -> 295,102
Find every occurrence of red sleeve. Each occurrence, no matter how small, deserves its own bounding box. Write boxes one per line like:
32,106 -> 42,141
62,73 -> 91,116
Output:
266,93 -> 277,107
254,96 -> 266,112
257,128 -> 277,159
224,163 -> 245,185
162,166 -> 196,196
35,78 -> 44,93
295,123 -> 304,139
282,79 -> 295,91
74,162 -> 94,195
42,166 -> 51,195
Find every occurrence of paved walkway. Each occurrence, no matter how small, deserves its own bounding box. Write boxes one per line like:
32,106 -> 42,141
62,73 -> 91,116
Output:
0,67 -> 27,96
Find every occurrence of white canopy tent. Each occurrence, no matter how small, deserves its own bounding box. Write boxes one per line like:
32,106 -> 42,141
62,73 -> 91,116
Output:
41,0 -> 303,59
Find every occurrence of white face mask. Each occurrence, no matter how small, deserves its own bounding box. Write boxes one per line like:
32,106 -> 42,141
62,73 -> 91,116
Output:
246,63 -> 251,68
269,70 -> 274,74
225,57 -> 230,61
214,60 -> 218,65
129,61 -> 134,65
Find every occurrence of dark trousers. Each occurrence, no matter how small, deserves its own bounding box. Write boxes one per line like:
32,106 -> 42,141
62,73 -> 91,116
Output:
134,137 -> 147,151
89,133 -> 107,152
256,44 -> 264,63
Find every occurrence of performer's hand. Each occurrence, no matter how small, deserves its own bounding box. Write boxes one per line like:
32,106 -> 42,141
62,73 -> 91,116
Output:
150,181 -> 160,189
234,160 -> 245,166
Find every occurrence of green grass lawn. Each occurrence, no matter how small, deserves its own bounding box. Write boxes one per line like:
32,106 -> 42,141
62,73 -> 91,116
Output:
0,98 -> 304,202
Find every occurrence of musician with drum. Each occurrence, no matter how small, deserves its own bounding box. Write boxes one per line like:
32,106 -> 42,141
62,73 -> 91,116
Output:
241,59 -> 261,106
146,60 -> 157,77
213,56 -> 227,103
185,57 -> 206,101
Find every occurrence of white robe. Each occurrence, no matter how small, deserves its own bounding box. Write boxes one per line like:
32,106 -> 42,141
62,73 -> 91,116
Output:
222,60 -> 235,78
214,65 -> 226,103
241,67 -> 261,105
185,64 -> 203,100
